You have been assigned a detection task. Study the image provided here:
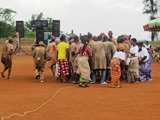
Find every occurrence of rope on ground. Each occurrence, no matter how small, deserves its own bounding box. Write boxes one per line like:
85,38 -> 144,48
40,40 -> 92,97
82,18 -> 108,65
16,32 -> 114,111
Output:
0,86 -> 72,120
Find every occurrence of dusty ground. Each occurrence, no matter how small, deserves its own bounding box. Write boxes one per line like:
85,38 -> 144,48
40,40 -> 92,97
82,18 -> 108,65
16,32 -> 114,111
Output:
0,55 -> 160,120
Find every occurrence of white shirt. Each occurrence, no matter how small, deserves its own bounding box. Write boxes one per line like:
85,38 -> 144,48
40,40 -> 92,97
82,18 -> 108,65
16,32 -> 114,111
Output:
113,51 -> 126,61
130,45 -> 139,57
138,47 -> 149,62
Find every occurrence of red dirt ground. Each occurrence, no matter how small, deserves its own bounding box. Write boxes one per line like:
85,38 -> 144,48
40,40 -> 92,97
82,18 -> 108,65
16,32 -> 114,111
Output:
0,55 -> 160,120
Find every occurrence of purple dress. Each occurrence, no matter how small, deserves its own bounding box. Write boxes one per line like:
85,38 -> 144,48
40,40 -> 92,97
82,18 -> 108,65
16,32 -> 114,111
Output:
139,54 -> 152,81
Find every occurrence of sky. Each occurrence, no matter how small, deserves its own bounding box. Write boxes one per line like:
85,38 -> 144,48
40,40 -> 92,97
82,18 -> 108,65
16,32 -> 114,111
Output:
0,0 -> 154,40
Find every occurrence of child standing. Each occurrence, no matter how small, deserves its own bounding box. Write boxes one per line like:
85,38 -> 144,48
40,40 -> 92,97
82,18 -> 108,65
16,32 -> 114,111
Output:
108,56 -> 121,88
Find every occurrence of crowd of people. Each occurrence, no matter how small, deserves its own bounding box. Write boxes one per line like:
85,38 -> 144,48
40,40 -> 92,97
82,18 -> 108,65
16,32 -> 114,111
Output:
1,31 -> 155,88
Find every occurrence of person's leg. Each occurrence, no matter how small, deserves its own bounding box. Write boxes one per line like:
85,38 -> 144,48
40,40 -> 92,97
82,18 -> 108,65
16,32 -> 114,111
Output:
106,68 -> 111,83
116,78 -> 121,88
7,59 -> 12,79
130,72 -> 135,83
106,68 -> 111,82
1,56 -> 10,78
7,67 -> 11,79
73,73 -> 80,84
69,62 -> 74,82
50,64 -> 55,80
140,71 -> 146,82
135,68 -> 140,82
108,77 -> 116,88
120,61 -> 126,81
139,63 -> 146,82
57,60 -> 62,82
79,76 -> 89,88
75,73 -> 80,83
40,65 -> 45,82
35,64 -> 41,80
1,65 -> 9,78
127,71 -> 131,83
108,70 -> 116,88
149,70 -> 152,80
40,71 -> 44,82
64,60 -> 69,83
61,64 -> 68,83
100,69 -> 107,84
146,70 -> 152,81
91,70 -> 96,83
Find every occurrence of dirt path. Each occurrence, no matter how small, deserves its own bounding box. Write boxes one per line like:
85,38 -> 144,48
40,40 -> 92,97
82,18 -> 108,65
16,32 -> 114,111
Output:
0,56 -> 160,120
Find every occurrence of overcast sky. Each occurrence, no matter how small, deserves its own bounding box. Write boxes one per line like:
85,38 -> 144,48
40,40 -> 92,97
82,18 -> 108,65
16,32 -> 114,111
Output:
0,0 -> 153,40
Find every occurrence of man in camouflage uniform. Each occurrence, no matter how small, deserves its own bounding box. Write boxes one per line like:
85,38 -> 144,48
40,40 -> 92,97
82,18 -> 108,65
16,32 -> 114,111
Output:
32,41 -> 47,82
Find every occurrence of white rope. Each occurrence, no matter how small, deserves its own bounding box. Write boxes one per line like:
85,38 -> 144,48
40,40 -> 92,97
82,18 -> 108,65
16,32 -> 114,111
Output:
1,86 -> 71,120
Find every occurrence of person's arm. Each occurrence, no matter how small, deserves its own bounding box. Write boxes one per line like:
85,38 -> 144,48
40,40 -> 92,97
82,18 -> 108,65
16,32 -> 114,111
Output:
126,58 -> 130,66
54,47 -> 58,64
66,44 -> 70,61
56,45 -> 58,62
32,49 -> 36,58
44,49 -> 47,61
140,56 -> 147,63
66,48 -> 70,61
88,48 -> 93,70
46,44 -> 50,53
111,43 -> 116,58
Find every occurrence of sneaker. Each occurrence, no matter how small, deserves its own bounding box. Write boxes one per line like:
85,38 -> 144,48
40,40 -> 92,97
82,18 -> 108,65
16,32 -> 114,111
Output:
148,79 -> 152,81
140,80 -> 146,82
79,83 -> 86,88
116,85 -> 121,88
101,82 -> 107,85
90,81 -> 96,84
72,81 -> 79,84
84,83 -> 89,87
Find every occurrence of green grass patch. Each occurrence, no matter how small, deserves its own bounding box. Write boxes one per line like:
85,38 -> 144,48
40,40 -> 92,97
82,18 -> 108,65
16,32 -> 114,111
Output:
24,32 -> 35,39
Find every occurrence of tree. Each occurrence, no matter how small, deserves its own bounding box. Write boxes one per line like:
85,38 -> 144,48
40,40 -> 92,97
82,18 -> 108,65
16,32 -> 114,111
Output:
143,0 -> 159,41
0,8 -> 16,38
143,0 -> 158,18
25,12 -> 44,31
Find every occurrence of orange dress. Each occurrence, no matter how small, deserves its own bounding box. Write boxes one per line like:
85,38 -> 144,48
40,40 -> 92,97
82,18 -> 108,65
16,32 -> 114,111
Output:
108,58 -> 121,88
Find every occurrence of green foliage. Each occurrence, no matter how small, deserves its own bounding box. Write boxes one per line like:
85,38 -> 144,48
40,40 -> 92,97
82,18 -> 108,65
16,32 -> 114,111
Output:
0,8 -> 16,23
143,0 -> 158,16
0,21 -> 15,38
0,8 -> 16,38
150,40 -> 160,46
142,0 -> 159,41
25,12 -> 44,31
25,13 -> 53,32
24,32 -> 35,38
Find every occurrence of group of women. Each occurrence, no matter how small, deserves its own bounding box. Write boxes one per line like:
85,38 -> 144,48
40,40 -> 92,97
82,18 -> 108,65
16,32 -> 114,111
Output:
1,31 -> 153,88
31,31 -> 152,88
